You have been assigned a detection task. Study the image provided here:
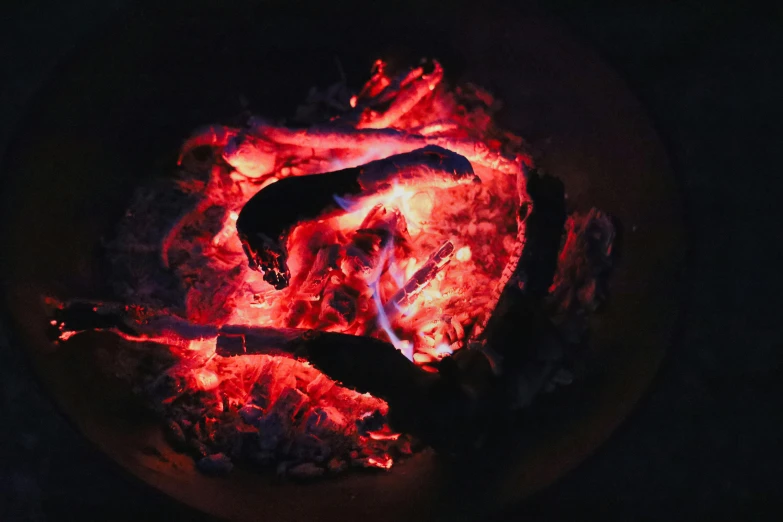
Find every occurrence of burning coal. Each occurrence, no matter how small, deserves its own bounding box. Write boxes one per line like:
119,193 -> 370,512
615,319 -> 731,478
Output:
48,58 -> 615,479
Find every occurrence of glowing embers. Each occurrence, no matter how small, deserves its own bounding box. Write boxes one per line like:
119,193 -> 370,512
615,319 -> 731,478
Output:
92,57 -> 533,477
229,166 -> 519,368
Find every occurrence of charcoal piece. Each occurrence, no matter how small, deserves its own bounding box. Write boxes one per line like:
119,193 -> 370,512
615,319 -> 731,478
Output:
239,404 -> 264,425
196,453 -> 234,475
217,326 -> 303,358
272,388 -> 309,418
256,412 -> 288,452
249,450 -> 275,467
188,439 -> 210,459
216,325 -> 499,451
319,286 -> 357,328
285,300 -> 313,328
162,420 -> 186,451
327,458 -> 347,474
247,384 -> 273,412
547,208 -> 616,315
304,407 -> 348,438
254,387 -> 309,451
177,125 -> 240,165
351,456 -> 393,470
356,410 -> 387,436
290,434 -> 331,463
287,462 -> 325,480
342,206 -> 405,284
356,60 -> 443,129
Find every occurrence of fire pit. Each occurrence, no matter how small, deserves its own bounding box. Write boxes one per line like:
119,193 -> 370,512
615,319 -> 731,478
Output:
45,55 -> 616,475
0,2 -> 684,521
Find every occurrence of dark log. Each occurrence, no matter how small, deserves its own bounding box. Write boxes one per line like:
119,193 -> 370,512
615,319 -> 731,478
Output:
214,326 -> 499,451
474,169 -> 568,408
215,328 -> 433,404
236,145 -> 476,289
515,169 -> 567,299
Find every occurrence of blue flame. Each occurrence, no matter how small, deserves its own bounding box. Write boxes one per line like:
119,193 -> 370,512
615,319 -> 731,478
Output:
386,248 -> 406,289
333,193 -> 360,212
369,245 -> 413,361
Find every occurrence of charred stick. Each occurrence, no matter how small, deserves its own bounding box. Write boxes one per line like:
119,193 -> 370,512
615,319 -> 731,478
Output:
47,299 -> 217,345
383,240 -> 454,320
236,146 -> 476,290
296,245 -> 341,301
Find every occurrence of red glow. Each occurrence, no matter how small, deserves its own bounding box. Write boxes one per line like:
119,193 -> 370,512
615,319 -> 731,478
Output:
366,455 -> 394,470
67,58 -> 533,474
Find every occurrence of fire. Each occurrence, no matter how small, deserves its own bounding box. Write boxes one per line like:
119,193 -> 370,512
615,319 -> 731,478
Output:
75,57 -> 533,476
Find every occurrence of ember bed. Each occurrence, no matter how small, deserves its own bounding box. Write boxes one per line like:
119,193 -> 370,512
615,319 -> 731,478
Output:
0,2 -> 683,521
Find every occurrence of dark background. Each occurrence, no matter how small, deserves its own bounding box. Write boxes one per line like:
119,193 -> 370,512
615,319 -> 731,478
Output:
1,1 -> 781,520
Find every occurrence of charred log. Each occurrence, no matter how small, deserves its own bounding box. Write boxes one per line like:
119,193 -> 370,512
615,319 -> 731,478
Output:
215,326 -> 499,451
515,169 -> 567,299
236,146 -> 477,290
475,169 -> 568,407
